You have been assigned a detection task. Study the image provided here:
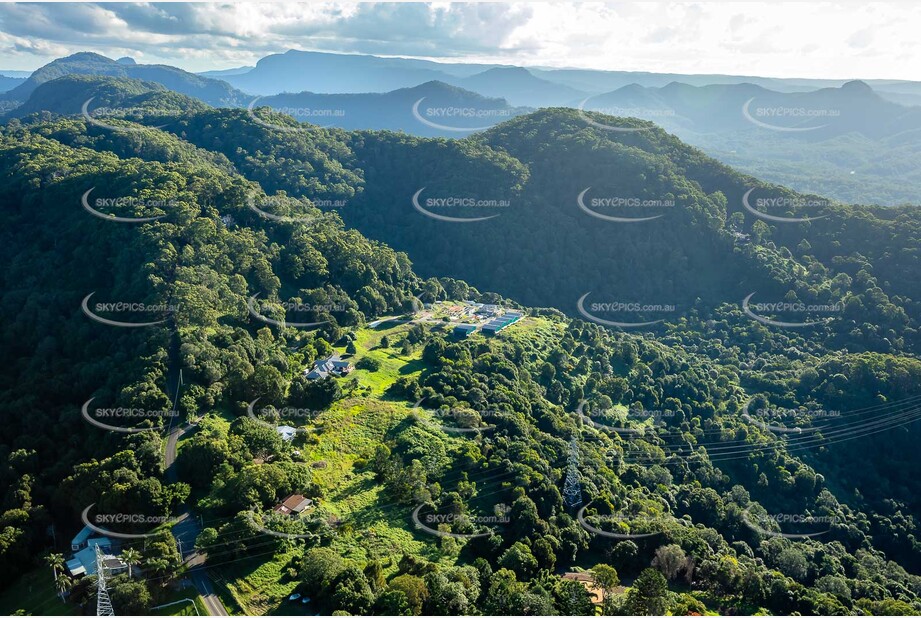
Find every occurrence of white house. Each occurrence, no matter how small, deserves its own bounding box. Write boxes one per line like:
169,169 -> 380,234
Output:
277,425 -> 298,441
304,355 -> 353,380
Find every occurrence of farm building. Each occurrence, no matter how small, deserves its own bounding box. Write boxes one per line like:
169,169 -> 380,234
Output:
453,324 -> 477,338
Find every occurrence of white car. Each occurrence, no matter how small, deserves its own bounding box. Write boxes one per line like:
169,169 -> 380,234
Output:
288,593 -> 302,601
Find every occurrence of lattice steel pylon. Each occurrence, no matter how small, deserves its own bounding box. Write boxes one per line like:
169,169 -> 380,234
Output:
95,544 -> 115,616
562,436 -> 583,509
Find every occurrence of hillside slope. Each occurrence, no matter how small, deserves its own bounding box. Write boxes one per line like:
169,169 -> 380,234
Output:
2,76 -> 921,617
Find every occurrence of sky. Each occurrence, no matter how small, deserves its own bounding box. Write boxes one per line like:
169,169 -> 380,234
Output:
0,2 -> 919,80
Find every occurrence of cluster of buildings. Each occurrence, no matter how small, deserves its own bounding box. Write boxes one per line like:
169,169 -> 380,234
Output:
452,304 -> 524,338
66,526 -> 127,578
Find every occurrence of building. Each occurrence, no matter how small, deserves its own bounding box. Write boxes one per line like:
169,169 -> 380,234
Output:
277,425 -> 298,441
71,525 -> 94,552
66,527 -> 127,577
273,494 -> 314,517
482,311 -> 524,335
474,303 -> 502,317
304,355 -> 353,380
453,324 -> 477,338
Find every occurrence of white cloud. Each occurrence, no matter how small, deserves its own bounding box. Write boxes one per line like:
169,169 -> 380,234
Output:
0,2 -> 918,80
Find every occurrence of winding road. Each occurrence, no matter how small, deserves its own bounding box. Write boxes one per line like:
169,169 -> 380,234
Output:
165,422 -> 230,615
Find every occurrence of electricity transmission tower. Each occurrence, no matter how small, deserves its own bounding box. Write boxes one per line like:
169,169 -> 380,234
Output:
562,436 -> 583,509
95,544 -> 115,616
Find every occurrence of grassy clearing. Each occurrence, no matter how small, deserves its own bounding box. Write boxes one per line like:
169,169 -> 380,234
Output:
335,323 -> 428,396
300,397 -> 409,490
219,549 -> 301,616
502,316 -> 562,349
218,320 -> 466,613
149,589 -> 207,616
298,397 -> 445,571
0,567 -> 78,616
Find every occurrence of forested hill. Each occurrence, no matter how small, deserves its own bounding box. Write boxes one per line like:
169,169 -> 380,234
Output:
0,107 -> 435,589
12,74 -> 917,357
2,74 -> 921,616
1,52 -> 248,107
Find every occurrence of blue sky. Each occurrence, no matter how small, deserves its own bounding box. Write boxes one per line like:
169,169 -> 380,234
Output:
0,2 -> 918,80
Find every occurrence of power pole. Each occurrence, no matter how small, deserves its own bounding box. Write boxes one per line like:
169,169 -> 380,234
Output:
563,436 -> 583,510
95,544 -> 115,616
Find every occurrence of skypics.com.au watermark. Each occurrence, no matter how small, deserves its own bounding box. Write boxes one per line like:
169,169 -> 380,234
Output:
247,398 -> 324,426
246,294 -> 337,329
577,188 -> 671,223
742,506 -> 841,539
742,188 -> 831,223
247,194 -> 321,224
93,513 -> 178,525
576,98 -> 671,132
742,399 -> 840,434
412,188 -> 510,223
312,198 -> 348,209
743,293 -> 842,328
412,98 -> 514,132
82,98 -> 168,133
273,301 -> 347,313
742,98 -> 839,132
412,399 -> 500,434
577,293 -> 676,328
81,504 -> 181,539
576,400 -> 673,435
82,398 -> 178,433
412,504 -> 510,539
81,188 -> 174,223
81,293 -> 176,328
577,507 -> 682,539
246,97 -> 340,132
269,106 -> 345,120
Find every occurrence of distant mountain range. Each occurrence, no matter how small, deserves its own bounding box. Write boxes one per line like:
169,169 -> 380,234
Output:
206,49 -> 921,107
451,66 -> 584,107
581,79 -> 921,138
254,80 -> 530,137
6,49 -> 921,204
577,80 -> 921,205
219,49 -> 499,96
1,52 -> 248,107
0,75 -> 25,93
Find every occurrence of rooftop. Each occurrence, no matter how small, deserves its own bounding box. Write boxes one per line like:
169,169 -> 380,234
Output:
274,493 -> 313,515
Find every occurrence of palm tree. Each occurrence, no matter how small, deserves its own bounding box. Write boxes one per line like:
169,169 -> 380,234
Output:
45,552 -> 65,576
55,574 -> 73,598
121,547 -> 142,578
44,554 -> 66,600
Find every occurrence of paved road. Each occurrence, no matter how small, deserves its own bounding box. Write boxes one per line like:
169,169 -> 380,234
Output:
164,423 -> 193,484
165,425 -> 230,616
171,510 -> 200,560
171,505 -> 231,616
190,569 -> 229,616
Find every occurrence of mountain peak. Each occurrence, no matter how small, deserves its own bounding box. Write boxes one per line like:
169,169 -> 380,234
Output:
59,51 -> 114,64
473,66 -> 535,80
841,79 -> 873,94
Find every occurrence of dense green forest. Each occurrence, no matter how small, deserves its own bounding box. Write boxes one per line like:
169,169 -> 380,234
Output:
0,74 -> 920,616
